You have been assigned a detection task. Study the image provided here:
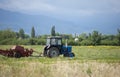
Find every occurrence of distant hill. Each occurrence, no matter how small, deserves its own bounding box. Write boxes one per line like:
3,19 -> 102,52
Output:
0,9 -> 119,35
0,9 -> 78,35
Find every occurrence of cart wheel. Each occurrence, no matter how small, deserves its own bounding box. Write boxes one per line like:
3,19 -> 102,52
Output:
15,52 -> 21,58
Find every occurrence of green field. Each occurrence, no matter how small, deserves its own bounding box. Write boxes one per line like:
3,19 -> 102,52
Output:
0,45 -> 120,77
0,45 -> 120,61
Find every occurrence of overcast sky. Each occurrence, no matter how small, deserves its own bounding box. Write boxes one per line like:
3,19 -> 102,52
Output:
0,0 -> 120,18
0,0 -> 120,34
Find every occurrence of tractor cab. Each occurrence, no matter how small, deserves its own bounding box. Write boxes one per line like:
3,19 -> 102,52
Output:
43,36 -> 75,58
46,36 -> 62,46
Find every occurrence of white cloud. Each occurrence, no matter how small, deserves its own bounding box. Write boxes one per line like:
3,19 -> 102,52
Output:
0,0 -> 120,19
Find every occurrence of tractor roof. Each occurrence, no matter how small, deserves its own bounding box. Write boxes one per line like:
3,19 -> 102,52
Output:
47,36 -> 62,39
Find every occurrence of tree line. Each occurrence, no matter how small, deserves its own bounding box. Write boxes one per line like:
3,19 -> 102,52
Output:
0,26 -> 120,46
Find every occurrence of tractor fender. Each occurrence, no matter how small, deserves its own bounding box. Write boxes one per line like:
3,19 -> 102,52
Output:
44,45 -> 50,50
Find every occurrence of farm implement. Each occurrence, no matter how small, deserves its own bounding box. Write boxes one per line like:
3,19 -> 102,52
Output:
0,36 -> 75,58
0,45 -> 34,58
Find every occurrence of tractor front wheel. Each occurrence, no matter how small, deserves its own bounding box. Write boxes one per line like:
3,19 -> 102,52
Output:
64,52 -> 75,57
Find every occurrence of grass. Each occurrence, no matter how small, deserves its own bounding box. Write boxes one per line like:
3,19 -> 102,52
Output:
73,46 -> 120,61
0,45 -> 120,63
0,45 -> 120,62
0,45 -> 120,77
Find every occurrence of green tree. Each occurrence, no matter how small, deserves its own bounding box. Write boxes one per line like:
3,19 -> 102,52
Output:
79,33 -> 88,41
25,34 -> 30,39
19,28 -> 25,39
0,29 -> 16,40
90,30 -> 101,45
15,32 -> 19,38
31,26 -> 35,38
0,29 -> 17,45
56,32 -> 60,36
117,29 -> 120,45
51,26 -> 55,36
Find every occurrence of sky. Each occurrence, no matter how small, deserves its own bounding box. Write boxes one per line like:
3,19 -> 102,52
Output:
0,0 -> 120,35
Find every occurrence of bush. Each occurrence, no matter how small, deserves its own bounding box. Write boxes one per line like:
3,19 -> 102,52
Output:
36,39 -> 46,45
80,40 -> 92,46
101,39 -> 118,46
28,38 -> 37,45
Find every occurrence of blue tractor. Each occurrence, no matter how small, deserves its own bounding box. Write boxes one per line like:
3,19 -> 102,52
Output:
43,36 -> 75,58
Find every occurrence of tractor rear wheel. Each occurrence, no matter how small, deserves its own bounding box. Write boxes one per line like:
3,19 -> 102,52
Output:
48,47 -> 59,58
